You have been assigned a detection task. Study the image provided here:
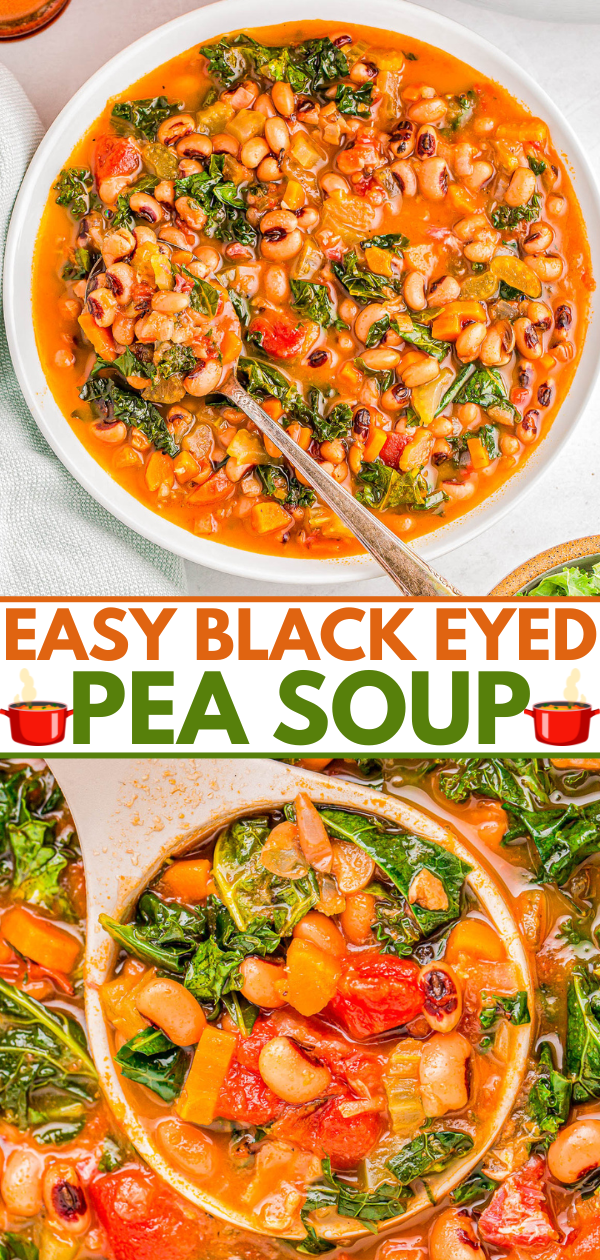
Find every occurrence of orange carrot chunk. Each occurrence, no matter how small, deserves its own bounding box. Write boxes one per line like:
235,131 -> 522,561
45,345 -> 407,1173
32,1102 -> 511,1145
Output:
2,906 -> 82,975
281,938 -> 341,1017
445,918 -> 505,964
176,1026 -> 237,1126
159,859 -> 211,902
294,793 -> 333,873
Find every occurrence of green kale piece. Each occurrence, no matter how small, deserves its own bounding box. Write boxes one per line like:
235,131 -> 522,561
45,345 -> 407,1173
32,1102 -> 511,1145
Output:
528,1041 -> 572,1148
566,970 -> 600,1102
491,195 -> 541,230
479,991 -> 531,1029
438,756 -> 552,811
212,814 -> 318,935
175,156 -> 256,245
257,465 -> 315,508
386,1131 -> 474,1184
61,247 -> 92,282
290,280 -> 337,328
335,83 -> 374,116
356,461 -> 444,513
53,168 -> 93,218
111,96 -> 180,141
100,892 -> 206,974
115,1027 -> 188,1101
79,377 -> 179,457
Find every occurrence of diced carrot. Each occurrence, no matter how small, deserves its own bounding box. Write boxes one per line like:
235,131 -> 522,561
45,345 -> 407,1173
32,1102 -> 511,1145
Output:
297,758 -> 334,771
262,396 -> 284,422
431,301 -> 487,342
188,468 -> 235,505
100,964 -> 149,1039
337,362 -> 363,391
113,447 -> 143,470
540,353 -> 555,372
78,310 -> 117,361
497,120 -> 548,144
445,918 -> 505,964
176,1026 -> 236,1125
280,938 -> 341,1017
145,452 -> 175,492
430,312 -> 462,341
283,178 -> 305,211
250,502 -> 292,534
294,793 -> 333,873
363,425 -> 388,463
171,249 -> 194,266
159,859 -> 211,902
174,451 -> 200,484
448,184 -> 477,213
221,330 -> 242,364
2,906 -> 81,975
467,436 -> 490,469
363,245 -> 393,277
399,427 -> 434,473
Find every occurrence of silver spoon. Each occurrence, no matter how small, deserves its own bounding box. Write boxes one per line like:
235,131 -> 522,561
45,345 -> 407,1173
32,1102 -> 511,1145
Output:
222,373 -> 461,596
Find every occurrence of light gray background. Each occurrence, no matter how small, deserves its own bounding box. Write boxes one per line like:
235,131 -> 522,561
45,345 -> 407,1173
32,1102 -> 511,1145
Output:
3,0 -> 599,596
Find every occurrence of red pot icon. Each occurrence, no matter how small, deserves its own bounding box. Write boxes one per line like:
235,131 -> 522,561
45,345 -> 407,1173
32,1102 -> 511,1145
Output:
524,701 -> 600,746
0,702 -> 73,746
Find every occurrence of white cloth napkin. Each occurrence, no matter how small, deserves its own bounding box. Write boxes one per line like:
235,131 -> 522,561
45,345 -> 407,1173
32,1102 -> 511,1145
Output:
0,63 -> 187,595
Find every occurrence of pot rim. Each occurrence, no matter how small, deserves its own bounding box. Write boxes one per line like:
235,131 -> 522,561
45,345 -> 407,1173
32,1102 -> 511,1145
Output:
8,700 -> 68,711
531,700 -> 593,711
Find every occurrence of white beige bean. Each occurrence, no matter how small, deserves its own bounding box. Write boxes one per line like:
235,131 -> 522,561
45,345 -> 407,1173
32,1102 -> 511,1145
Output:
293,910 -> 346,957
455,322 -> 487,362
2,1149 -> 44,1217
240,956 -> 287,1008
354,303 -> 388,344
259,1036 -> 331,1102
419,1031 -> 471,1116
403,270 -> 427,311
548,1119 -> 600,1184
504,166 -> 537,207
429,1207 -> 486,1260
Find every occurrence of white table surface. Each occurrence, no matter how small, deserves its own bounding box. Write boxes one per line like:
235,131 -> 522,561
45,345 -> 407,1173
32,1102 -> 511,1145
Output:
3,0 -> 599,597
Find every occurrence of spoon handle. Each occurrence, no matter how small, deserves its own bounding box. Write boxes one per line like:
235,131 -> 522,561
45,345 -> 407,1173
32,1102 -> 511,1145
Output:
224,375 -> 462,596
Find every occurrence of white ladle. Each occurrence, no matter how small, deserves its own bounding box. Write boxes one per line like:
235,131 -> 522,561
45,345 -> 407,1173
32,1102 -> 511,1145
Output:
47,757 -> 533,1240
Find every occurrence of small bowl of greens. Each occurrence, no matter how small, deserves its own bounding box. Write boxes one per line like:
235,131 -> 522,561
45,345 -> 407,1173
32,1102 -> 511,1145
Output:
491,536 -> 600,596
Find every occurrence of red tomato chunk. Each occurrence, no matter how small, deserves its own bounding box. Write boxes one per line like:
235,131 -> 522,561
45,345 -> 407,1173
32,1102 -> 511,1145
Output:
327,951 -> 423,1038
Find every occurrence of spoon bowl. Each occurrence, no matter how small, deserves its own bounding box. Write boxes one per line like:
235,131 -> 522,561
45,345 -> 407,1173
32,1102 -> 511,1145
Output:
47,757 -> 533,1238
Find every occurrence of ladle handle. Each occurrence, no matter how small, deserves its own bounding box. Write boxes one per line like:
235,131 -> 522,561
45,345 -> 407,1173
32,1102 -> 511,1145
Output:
224,375 -> 462,597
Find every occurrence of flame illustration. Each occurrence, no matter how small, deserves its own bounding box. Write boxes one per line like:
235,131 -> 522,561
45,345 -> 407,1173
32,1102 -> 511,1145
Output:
13,669 -> 37,704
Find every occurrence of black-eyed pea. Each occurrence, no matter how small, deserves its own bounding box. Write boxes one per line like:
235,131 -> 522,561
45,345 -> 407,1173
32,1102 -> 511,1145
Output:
259,1036 -> 331,1102
254,92 -> 277,118
349,441 -> 364,476
419,1031 -> 471,1116
428,275 -> 460,305
106,261 -> 135,305
257,157 -> 283,182
514,317 -> 542,360
516,409 -> 540,443
408,97 -> 446,125
500,433 -> 520,456
353,302 -> 388,344
523,222 -> 554,254
222,80 -> 259,110
416,157 -> 449,200
455,321 -> 486,362
134,224 -> 157,247
151,291 -> 190,314
429,1208 -> 486,1260
159,225 -> 192,249
92,420 -> 127,445
42,1160 -> 91,1236
361,347 -> 401,371
527,300 -> 552,330
457,403 -> 480,426
157,113 -> 195,146
389,120 -> 416,157
547,194 -> 567,216
549,1119 -> 600,1185
175,196 -> 207,231
178,158 -> 203,178
129,192 -> 163,224
287,422 -> 312,450
260,210 -> 302,260
264,116 -> 290,154
332,461 -> 348,482
320,439 -> 346,464
340,892 -> 375,945
528,254 -> 564,282
443,478 -> 475,501
212,132 -> 240,157
240,957 -> 287,1008
88,288 -> 118,327
453,212 -> 488,242
404,270 -> 427,311
479,319 -> 515,367
419,962 -> 462,1033
382,383 -> 411,411
293,910 -> 346,957
464,160 -> 494,192
176,132 -> 213,161
184,358 -> 223,397
430,418 -> 453,438
349,59 -> 378,84
504,166 -> 537,207
271,81 -> 295,117
2,1149 -> 43,1217
295,207 -> 320,231
263,264 -> 290,304
474,115 -> 495,134
240,137 -> 269,169
402,354 -> 439,387
321,172 -> 350,195
415,125 -> 438,160
390,159 -> 417,196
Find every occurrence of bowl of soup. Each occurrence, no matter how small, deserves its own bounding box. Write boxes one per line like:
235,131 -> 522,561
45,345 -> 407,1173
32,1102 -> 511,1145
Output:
4,0 -> 599,583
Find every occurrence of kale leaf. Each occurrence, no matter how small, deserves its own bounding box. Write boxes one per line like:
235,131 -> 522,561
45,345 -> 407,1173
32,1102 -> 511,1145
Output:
450,363 -> 519,422
335,83 -> 374,116
311,402 -> 352,442
62,247 -> 92,282
361,233 -> 409,254
175,156 -> 256,245
491,195 -> 541,230
450,1168 -> 497,1206
444,91 -> 477,132
111,96 -> 180,141
156,344 -> 197,379
303,1157 -> 412,1232
356,461 -> 444,513
79,377 -> 179,457
528,1041 -> 572,1148
451,424 -> 500,463
290,280 -> 337,328
238,356 -> 296,405
53,168 -> 94,218
319,809 -> 471,938
386,1131 -> 474,1184
506,800 -> 600,885
373,892 -> 422,956
527,154 -> 547,176
100,891 -> 206,974
479,991 -> 531,1029
566,970 -> 600,1102
395,319 -> 450,362
0,979 -> 97,1139
115,1026 -> 188,1101
437,756 -> 551,811
201,35 -> 349,95
91,348 -> 155,383
0,1234 -> 39,1260
180,266 -> 220,316
332,251 -> 400,303
257,465 -> 315,508
213,815 -> 318,935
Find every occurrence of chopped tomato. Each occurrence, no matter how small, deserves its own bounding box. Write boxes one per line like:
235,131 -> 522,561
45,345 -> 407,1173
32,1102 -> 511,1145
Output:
327,950 -> 423,1039
218,1059 -> 283,1126
234,1018 -> 278,1071
94,135 -> 141,182
479,1157 -> 557,1249
380,432 -> 411,469
248,314 -> 306,359
276,1096 -> 383,1170
90,1168 -> 203,1260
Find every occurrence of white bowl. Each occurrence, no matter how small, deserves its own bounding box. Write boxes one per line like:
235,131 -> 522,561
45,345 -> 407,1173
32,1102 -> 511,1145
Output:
5,0 -> 600,586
